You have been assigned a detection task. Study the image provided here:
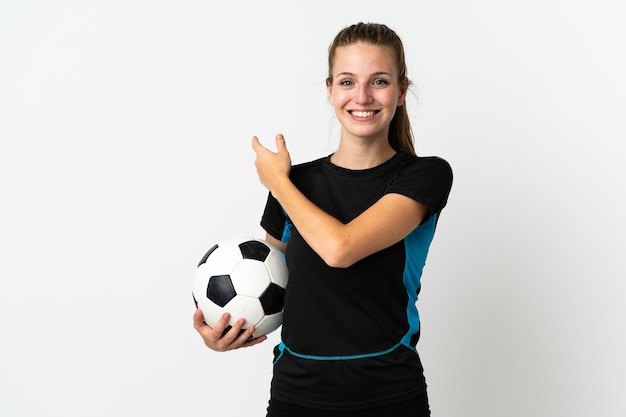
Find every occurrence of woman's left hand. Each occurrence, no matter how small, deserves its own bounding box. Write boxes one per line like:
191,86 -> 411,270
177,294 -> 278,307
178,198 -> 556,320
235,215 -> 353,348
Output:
252,134 -> 292,192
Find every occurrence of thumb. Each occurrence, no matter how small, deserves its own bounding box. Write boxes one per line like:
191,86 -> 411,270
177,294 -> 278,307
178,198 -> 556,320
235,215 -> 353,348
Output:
251,135 -> 261,151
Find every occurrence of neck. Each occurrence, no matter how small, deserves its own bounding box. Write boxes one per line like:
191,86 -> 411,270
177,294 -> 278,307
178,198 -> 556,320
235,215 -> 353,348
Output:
330,139 -> 397,170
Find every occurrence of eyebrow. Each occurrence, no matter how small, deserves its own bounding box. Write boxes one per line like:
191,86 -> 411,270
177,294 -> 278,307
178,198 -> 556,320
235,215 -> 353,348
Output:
335,71 -> 393,77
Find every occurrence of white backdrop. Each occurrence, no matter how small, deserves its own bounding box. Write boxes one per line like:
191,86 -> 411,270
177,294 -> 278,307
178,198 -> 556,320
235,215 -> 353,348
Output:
1,1 -> 625,416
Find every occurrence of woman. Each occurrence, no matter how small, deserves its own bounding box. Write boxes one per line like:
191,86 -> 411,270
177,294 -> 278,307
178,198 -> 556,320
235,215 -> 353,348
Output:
194,22 -> 452,416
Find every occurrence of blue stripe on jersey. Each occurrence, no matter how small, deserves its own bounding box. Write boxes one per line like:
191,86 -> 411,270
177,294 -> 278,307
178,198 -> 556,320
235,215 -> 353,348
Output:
273,340 -> 406,364
401,214 -> 438,349
281,221 -> 291,242
280,207 -> 292,242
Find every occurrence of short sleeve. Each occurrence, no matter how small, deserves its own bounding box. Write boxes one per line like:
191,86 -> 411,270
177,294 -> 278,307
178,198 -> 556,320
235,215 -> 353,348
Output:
386,156 -> 453,219
260,191 -> 291,243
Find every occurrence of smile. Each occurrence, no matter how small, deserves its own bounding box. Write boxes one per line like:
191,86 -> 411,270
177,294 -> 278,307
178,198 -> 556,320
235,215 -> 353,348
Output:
349,110 -> 379,117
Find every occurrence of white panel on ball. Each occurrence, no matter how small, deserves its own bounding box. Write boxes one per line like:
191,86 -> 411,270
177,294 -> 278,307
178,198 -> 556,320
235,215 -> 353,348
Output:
229,259 -> 271,297
264,250 -> 288,287
253,313 -> 282,338
224,296 -> 265,327
197,297 -> 223,328
192,264 -> 214,304
204,244 -> 243,275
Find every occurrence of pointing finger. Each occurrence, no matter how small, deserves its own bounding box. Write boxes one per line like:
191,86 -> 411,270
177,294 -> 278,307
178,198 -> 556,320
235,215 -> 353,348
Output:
275,134 -> 287,152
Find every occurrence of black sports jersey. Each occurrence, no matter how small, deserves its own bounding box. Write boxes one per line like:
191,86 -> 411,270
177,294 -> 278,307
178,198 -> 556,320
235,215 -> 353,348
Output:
261,150 -> 452,411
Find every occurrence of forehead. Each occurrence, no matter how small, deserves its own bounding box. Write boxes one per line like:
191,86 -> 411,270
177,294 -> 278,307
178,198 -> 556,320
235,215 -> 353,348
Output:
331,42 -> 397,75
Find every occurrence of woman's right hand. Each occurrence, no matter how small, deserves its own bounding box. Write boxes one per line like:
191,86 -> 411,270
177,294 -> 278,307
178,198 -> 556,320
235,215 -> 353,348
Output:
192,309 -> 267,352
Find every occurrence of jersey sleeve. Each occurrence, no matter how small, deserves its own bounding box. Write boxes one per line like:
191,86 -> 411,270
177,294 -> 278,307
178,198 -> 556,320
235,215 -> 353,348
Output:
260,191 -> 292,243
386,156 -> 453,220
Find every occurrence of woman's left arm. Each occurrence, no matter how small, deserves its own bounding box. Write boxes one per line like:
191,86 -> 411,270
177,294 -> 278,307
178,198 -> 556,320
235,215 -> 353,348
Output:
252,135 -> 428,268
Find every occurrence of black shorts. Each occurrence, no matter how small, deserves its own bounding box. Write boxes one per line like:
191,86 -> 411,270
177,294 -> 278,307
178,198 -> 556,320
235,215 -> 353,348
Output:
266,391 -> 430,417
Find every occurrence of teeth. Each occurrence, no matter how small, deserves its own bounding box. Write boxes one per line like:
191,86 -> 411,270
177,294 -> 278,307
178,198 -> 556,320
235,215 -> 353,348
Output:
351,111 -> 375,117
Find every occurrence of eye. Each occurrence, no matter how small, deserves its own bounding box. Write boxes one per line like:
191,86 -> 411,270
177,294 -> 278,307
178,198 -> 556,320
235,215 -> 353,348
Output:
339,79 -> 354,87
372,79 -> 389,86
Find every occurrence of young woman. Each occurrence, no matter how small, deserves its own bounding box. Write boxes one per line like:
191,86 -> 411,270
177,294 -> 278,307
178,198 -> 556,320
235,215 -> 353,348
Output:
193,23 -> 453,416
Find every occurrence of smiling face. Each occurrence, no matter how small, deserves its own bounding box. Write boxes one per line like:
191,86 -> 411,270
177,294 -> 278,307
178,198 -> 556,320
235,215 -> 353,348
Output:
327,42 -> 408,144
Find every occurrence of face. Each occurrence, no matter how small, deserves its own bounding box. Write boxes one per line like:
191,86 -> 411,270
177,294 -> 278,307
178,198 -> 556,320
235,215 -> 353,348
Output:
327,42 -> 408,143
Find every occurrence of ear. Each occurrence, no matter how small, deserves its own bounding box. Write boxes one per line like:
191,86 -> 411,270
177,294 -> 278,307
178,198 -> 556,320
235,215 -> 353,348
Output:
326,78 -> 333,104
397,77 -> 409,107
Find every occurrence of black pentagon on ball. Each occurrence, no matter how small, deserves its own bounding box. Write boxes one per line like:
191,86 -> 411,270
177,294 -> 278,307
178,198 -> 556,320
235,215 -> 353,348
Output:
259,283 -> 286,315
207,275 -> 237,307
198,244 -> 218,267
239,240 -> 270,262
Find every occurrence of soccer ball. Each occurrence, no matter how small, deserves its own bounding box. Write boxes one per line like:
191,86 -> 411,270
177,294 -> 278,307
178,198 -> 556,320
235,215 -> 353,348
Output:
192,237 -> 288,338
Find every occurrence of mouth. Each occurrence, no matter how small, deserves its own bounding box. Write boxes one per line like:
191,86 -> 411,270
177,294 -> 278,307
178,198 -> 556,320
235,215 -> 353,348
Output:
349,110 -> 380,118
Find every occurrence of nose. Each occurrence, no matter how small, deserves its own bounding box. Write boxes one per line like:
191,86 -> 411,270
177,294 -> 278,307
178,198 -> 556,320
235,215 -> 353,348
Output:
355,84 -> 373,104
